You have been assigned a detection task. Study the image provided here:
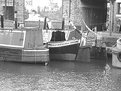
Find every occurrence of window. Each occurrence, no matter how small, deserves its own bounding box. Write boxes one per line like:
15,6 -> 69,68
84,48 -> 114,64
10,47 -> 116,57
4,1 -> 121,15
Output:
1,0 -> 14,20
3,6 -> 14,20
118,3 -> 121,14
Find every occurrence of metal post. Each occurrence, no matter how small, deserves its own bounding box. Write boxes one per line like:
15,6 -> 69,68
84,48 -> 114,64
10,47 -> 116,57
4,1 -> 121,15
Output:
43,17 -> 47,29
14,11 -> 17,29
1,15 -> 4,28
62,18 -> 65,30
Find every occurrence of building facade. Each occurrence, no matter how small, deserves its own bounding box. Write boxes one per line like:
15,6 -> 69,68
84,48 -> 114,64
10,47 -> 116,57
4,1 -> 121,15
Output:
0,0 -> 107,30
62,0 -> 107,31
0,0 -> 24,28
114,0 -> 121,32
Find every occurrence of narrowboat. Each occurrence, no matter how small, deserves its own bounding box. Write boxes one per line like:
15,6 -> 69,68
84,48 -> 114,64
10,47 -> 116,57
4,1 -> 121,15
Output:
0,27 -> 49,65
42,17 -> 105,62
42,17 -> 81,61
48,39 -> 80,61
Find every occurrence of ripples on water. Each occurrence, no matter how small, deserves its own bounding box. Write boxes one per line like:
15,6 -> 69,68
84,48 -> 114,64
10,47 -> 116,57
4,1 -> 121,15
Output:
0,60 -> 121,91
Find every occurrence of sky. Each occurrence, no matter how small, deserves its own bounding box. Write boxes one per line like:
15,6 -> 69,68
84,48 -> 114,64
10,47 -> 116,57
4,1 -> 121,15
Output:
25,0 -> 62,12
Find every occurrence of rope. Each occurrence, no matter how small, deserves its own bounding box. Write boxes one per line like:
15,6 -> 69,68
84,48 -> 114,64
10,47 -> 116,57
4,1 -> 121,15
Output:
69,16 -> 100,37
69,21 -> 76,30
82,19 -> 99,36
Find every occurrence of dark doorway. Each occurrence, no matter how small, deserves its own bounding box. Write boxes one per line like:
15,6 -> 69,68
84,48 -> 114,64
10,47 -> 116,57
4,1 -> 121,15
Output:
3,6 -> 14,20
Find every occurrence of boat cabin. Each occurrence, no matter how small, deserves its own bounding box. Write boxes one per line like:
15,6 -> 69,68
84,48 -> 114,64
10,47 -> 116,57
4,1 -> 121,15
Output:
0,27 -> 49,64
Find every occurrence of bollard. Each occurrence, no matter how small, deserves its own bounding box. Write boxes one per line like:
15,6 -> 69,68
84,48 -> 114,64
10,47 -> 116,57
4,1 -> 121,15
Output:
15,18 -> 17,29
62,18 -> 65,30
1,15 -> 4,28
14,11 -> 17,29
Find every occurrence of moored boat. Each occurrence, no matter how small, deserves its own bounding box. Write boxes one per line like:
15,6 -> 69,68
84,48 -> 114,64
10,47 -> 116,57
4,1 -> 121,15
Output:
42,17 -> 105,62
42,17 -> 81,61
48,39 -> 80,61
0,27 -> 49,65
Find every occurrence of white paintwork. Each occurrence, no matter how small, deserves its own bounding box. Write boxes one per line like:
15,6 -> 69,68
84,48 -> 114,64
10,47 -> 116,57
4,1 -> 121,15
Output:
48,39 -> 80,48
0,30 -> 26,48
23,49 -> 49,52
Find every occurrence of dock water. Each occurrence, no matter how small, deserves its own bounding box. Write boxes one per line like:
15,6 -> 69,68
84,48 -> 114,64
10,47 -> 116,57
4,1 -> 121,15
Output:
0,30 -> 120,90
0,58 -> 120,91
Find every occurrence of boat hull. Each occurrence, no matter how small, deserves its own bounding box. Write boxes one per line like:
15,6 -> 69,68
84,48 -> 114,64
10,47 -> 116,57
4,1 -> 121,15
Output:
0,28 -> 49,65
48,40 -> 80,61
49,54 -> 77,61
22,49 -> 49,63
0,47 -> 49,64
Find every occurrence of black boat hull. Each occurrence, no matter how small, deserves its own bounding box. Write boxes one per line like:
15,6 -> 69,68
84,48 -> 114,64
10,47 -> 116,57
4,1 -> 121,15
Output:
48,40 -> 80,61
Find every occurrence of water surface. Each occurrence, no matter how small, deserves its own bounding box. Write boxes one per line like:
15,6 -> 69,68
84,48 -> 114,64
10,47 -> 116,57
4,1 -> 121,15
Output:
0,60 -> 120,91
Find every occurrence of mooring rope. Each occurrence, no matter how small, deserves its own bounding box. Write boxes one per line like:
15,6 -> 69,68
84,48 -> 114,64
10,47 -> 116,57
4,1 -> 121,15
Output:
81,19 -> 99,36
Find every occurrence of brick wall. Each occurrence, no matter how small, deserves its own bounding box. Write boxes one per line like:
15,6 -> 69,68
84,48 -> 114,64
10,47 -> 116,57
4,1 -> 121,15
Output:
14,0 -> 24,23
62,0 -> 83,28
62,0 -> 107,31
0,0 -> 24,28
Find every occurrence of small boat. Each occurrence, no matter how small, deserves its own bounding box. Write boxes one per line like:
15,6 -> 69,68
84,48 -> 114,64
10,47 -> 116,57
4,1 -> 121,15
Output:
0,27 -> 49,65
42,17 -> 81,61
